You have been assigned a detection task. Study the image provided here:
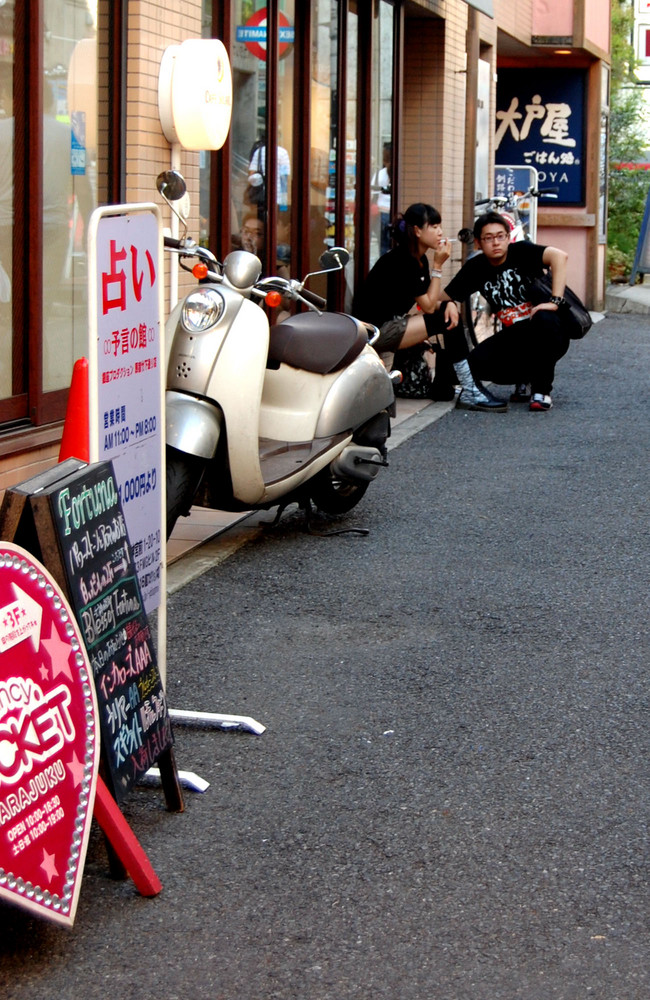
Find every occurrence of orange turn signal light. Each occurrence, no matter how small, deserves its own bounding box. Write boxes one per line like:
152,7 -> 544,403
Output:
192,262 -> 209,280
265,291 -> 282,308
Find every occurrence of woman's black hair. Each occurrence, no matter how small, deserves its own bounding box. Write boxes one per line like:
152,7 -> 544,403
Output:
389,202 -> 441,257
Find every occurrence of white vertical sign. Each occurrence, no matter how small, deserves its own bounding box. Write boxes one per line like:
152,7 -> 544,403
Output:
87,205 -> 165,617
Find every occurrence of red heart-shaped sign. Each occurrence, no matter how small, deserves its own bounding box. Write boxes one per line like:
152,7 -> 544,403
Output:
0,542 -> 99,927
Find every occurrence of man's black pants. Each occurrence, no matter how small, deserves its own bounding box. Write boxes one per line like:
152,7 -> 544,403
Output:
468,310 -> 571,396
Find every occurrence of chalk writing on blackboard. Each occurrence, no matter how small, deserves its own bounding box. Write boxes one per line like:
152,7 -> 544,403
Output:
44,462 -> 173,803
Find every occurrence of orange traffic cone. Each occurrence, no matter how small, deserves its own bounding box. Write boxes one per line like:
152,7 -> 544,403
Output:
59,357 -> 90,462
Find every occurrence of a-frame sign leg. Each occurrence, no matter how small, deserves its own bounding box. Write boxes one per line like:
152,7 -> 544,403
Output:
93,776 -> 162,897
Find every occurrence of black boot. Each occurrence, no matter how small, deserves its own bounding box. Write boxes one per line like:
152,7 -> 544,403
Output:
453,360 -> 507,412
429,351 -> 457,402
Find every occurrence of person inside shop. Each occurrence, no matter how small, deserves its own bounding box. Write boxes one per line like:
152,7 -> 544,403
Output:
234,211 -> 266,256
352,202 -> 506,411
246,134 -> 291,215
371,142 -> 392,255
441,210 -> 571,411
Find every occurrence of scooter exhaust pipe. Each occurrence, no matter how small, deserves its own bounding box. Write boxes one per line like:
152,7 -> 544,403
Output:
330,445 -> 388,483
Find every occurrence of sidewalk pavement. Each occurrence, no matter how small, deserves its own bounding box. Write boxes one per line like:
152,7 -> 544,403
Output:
2,300 -> 648,1000
168,280 -> 639,592
166,394 -> 457,593
605,277 -> 650,314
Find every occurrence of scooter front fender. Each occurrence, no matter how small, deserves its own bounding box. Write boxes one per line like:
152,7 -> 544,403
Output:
166,390 -> 222,459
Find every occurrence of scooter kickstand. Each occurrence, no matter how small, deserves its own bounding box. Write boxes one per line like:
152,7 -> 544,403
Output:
263,499 -> 298,527
262,497 -> 370,536
303,499 -> 370,538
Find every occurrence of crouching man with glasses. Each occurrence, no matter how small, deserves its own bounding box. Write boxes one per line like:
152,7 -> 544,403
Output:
440,211 -> 572,411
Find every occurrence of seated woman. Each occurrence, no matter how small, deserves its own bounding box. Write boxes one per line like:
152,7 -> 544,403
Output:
352,203 -> 505,411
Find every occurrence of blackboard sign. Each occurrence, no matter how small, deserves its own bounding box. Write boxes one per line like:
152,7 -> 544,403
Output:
28,461 -> 173,804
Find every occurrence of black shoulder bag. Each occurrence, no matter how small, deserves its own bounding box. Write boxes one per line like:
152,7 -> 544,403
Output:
530,271 -> 593,340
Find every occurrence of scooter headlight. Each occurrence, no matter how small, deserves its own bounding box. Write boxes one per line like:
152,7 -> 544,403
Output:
182,289 -> 225,332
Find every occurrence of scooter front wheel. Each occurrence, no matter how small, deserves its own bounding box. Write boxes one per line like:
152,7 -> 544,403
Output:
308,466 -> 369,516
166,446 -> 207,539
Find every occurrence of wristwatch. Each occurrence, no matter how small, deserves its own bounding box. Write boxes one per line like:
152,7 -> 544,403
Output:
549,295 -> 566,307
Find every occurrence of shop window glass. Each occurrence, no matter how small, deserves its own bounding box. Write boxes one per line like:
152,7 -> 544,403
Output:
225,2 -> 264,271
226,2 -> 294,274
311,0 -> 337,280
0,13 -> 16,404
276,0 -> 294,278
343,4 -> 358,309
42,0 -> 98,393
369,1 -> 393,267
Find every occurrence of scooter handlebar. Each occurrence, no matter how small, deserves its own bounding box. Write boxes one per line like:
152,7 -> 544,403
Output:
299,287 -> 328,310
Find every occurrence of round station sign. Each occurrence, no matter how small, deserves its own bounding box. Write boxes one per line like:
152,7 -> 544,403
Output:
238,7 -> 293,62
0,543 -> 99,927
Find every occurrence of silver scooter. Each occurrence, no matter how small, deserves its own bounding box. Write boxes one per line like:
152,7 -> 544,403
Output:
158,171 -> 397,538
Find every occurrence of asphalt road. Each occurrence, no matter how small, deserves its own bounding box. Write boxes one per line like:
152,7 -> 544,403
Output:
1,312 -> 648,999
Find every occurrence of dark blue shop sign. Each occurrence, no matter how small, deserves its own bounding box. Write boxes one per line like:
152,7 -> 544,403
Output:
495,69 -> 586,206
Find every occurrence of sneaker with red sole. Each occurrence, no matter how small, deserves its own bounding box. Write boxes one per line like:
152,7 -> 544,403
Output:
529,393 -> 552,411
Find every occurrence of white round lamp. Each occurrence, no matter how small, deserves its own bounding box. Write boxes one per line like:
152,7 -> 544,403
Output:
158,39 -> 232,150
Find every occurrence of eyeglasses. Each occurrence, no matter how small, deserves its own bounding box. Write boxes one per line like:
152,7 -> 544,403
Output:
481,233 -> 509,244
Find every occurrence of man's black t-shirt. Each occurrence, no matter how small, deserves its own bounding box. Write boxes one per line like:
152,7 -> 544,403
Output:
445,241 -> 547,327
352,247 -> 430,327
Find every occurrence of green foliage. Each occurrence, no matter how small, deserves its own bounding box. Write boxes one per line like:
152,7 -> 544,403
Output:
610,86 -> 647,164
611,0 -> 636,89
608,168 -> 649,275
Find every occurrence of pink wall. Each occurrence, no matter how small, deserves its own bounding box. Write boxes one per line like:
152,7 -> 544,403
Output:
532,0 -> 573,38
584,0 -> 611,54
538,226 -> 588,302
533,0 -> 611,54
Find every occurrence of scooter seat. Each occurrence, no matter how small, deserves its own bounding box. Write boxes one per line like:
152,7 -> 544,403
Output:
268,311 -> 367,374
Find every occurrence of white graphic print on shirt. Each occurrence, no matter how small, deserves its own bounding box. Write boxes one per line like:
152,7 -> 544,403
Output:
483,268 -> 532,326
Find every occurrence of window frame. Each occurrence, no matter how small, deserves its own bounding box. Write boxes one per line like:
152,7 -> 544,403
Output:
0,0 -> 124,432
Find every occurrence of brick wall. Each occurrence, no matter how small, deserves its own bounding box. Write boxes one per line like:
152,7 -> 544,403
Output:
494,0 -> 533,44
124,3 -> 202,218
125,2 -> 204,296
402,6 -> 472,282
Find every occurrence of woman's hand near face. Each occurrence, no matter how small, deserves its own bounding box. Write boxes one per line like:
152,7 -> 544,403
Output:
433,237 -> 451,269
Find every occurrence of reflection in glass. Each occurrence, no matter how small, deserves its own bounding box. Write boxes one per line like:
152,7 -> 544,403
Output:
369,1 -> 393,268
229,1 -> 269,263
344,5 -> 358,309
42,1 -> 97,393
310,0 -> 336,290
0,47 -> 15,401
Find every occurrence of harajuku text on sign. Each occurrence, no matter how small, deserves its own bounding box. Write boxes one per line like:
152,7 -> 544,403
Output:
0,542 -> 100,927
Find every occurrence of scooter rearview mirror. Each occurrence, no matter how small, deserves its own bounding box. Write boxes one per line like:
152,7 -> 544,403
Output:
156,169 -> 187,202
319,246 -> 350,271
156,169 -> 191,240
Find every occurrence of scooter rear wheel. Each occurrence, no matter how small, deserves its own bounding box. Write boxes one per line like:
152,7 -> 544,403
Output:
308,466 -> 369,515
166,446 -> 207,539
